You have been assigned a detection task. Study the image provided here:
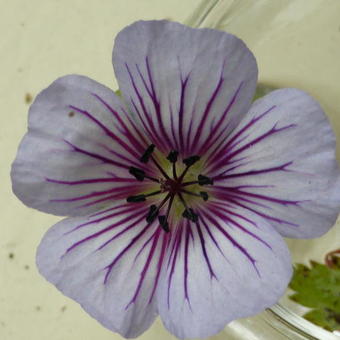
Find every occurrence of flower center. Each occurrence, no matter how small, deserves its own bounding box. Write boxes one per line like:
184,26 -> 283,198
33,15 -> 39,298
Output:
160,179 -> 181,194
126,144 -> 213,232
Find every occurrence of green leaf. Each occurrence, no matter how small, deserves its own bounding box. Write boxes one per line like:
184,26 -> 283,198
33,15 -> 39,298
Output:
304,309 -> 340,332
289,260 -> 340,332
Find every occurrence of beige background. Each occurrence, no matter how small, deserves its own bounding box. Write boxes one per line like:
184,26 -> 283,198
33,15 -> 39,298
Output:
1,1 -> 198,340
1,1 -> 340,339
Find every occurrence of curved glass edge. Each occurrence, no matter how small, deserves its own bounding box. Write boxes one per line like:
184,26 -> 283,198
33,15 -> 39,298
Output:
186,1 -> 340,339
267,304 -> 340,340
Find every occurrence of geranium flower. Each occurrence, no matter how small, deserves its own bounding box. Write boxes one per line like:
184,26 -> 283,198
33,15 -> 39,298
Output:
11,20 -> 340,339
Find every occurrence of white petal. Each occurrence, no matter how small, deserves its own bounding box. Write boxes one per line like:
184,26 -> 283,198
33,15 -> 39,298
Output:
113,20 -> 257,156
209,88 -> 340,238
156,209 -> 291,339
37,204 -> 169,338
11,75 -> 152,216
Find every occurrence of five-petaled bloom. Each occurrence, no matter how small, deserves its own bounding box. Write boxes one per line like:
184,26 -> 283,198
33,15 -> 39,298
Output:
11,20 -> 340,339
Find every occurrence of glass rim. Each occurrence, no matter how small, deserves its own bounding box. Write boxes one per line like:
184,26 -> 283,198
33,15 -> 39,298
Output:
268,304 -> 339,340
187,1 -> 340,339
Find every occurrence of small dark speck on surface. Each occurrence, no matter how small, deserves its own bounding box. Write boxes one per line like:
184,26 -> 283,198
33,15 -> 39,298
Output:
17,67 -> 23,73
8,253 -> 14,260
0,321 -> 5,327
35,306 -> 41,311
24,265 -> 30,270
61,305 -> 67,312
68,111 -> 75,117
25,93 -> 33,104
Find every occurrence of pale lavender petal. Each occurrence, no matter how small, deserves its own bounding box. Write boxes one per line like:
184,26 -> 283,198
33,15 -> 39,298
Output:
156,208 -> 291,339
11,75 -> 154,217
208,88 -> 340,238
112,20 -> 257,156
36,203 -> 169,338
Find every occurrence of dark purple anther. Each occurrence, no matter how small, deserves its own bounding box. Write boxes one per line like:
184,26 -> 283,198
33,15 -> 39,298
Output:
182,208 -> 198,222
183,155 -> 200,167
127,194 -> 146,202
158,215 -> 169,232
198,174 -> 214,186
129,167 -> 145,181
140,144 -> 155,163
146,204 -> 159,223
167,150 -> 179,163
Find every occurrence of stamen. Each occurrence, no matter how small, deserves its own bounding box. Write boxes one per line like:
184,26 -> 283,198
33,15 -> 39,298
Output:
167,150 -> 179,180
183,155 -> 200,167
177,192 -> 188,209
128,149 -> 209,228
181,189 -> 209,201
182,175 -> 214,186
128,166 -> 159,183
172,162 -> 177,180
167,150 -> 179,163
151,156 -> 170,179
127,194 -> 146,202
159,194 -> 175,232
127,190 -> 162,203
146,205 -> 158,223
182,208 -> 198,222
158,215 -> 170,232
140,144 -> 155,163
129,167 -> 145,181
198,174 -> 214,185
158,192 -> 171,209
181,189 -> 200,197
179,155 -> 201,181
199,191 -> 209,201
145,190 -> 162,198
181,180 -> 198,187
165,195 -> 175,220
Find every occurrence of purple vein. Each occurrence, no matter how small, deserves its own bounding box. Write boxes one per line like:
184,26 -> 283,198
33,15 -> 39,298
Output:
126,229 -> 161,309
104,222 -> 150,284
148,232 -> 169,304
125,63 -> 167,151
144,57 -> 174,150
63,210 -> 146,256
205,106 -> 276,168
183,222 -> 192,309
69,104 -> 140,160
198,82 -> 243,156
189,73 -> 225,152
92,93 -> 148,154
64,140 -> 129,169
213,161 -> 293,181
202,210 -> 260,277
211,123 -> 296,172
195,219 -> 216,279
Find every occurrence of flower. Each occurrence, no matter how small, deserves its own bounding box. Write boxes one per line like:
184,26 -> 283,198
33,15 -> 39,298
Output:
11,20 -> 340,339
